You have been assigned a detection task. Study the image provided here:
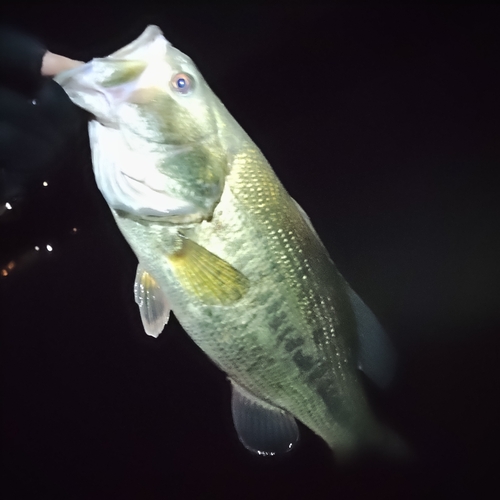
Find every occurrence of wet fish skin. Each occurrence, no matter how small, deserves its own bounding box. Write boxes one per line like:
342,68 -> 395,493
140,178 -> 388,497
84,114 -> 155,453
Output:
55,26 -> 402,459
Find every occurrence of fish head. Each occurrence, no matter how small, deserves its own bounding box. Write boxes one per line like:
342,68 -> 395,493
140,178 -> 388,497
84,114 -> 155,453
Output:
55,26 -> 234,220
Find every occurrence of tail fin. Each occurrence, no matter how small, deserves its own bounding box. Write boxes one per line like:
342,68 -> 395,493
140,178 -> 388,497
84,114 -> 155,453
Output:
327,424 -> 412,464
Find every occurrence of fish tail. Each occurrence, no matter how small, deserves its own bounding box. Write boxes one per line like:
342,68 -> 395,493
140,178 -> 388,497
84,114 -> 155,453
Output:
327,425 -> 412,464
374,425 -> 413,461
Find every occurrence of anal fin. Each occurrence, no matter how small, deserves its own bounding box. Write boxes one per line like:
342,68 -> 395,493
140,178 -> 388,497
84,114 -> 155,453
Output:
134,265 -> 170,337
231,382 -> 299,456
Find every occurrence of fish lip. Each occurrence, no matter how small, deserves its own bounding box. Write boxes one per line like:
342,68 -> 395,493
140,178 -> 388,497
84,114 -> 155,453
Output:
54,26 -> 167,87
108,26 -> 167,60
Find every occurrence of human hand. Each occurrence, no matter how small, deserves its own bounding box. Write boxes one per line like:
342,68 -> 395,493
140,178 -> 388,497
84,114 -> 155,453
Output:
41,50 -> 83,77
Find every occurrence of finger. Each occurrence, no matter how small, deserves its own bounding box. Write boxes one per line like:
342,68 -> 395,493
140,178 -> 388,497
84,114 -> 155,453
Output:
41,51 -> 84,77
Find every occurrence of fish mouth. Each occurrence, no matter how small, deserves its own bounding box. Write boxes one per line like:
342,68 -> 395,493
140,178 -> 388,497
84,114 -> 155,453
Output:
107,26 -> 169,61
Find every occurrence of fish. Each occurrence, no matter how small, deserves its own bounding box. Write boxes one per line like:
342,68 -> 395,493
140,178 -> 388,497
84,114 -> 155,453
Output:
55,25 -> 405,460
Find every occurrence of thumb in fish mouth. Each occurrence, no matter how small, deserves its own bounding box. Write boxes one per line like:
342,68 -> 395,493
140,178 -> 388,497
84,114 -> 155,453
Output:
41,51 -> 83,77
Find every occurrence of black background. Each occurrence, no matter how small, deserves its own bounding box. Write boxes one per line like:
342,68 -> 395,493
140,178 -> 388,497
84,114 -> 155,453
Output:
1,5 -> 499,499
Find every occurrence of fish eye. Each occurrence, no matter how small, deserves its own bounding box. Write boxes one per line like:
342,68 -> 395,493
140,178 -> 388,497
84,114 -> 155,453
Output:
170,73 -> 194,95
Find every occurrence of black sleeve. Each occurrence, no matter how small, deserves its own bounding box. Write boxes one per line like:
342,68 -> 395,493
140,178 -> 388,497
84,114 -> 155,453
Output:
0,27 -> 46,95
0,27 -> 88,204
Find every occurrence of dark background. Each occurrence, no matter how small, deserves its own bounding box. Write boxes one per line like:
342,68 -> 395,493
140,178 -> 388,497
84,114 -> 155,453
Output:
1,5 -> 499,499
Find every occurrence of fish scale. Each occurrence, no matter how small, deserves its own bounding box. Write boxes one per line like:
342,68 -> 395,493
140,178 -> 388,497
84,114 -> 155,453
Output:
128,141 -> 362,452
216,143 -> 373,443
55,25 -> 404,459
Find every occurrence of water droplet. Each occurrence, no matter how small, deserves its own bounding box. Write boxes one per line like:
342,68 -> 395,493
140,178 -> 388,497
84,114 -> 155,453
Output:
46,244 -> 53,252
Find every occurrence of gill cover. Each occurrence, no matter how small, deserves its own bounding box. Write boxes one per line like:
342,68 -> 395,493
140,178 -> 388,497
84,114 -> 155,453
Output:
55,26 -> 227,218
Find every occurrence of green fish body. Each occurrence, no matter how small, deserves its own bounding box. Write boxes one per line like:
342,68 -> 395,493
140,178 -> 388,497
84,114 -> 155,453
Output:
56,26 -> 402,459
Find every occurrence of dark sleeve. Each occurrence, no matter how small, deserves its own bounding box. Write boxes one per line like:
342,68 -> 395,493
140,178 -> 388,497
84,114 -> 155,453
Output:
0,27 -> 46,95
0,27 -> 88,204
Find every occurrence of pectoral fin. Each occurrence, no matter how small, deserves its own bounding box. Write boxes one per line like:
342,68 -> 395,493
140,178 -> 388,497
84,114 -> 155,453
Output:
167,239 -> 249,306
230,382 -> 299,456
134,265 -> 170,337
346,286 -> 396,389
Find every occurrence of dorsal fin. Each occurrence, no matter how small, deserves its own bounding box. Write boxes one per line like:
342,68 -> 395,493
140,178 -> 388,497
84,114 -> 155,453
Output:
346,287 -> 396,389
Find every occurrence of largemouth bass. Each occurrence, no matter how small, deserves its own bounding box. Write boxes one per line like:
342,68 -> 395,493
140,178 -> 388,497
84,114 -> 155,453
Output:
55,25 -> 403,459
